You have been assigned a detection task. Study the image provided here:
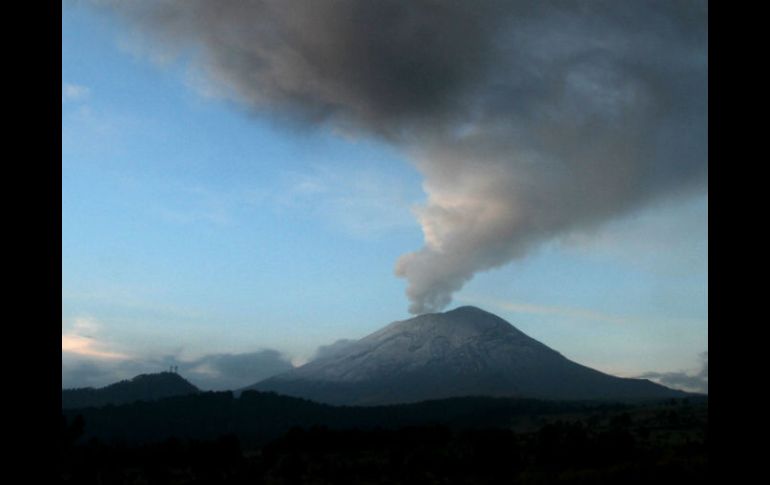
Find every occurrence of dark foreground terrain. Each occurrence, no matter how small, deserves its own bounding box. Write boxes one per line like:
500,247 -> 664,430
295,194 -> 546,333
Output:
62,391 -> 706,484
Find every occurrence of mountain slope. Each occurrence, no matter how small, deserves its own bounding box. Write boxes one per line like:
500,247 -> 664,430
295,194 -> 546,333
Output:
62,372 -> 200,409
248,306 -> 687,405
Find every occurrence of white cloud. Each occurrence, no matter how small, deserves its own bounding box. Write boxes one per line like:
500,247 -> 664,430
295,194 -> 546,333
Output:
62,83 -> 91,103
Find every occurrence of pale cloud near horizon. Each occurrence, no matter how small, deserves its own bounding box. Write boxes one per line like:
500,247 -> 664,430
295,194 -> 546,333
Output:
62,316 -> 130,360
637,351 -> 708,394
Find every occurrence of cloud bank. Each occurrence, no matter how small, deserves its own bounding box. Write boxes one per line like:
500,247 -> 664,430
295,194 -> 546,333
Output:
311,338 -> 357,361
62,349 -> 294,391
639,351 -> 708,394
182,350 -> 294,390
91,0 -> 708,314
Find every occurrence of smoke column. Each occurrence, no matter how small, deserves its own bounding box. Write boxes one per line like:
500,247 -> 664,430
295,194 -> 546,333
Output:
91,0 -> 708,314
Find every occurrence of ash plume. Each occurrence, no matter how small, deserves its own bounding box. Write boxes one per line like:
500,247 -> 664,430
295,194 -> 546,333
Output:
90,0 -> 708,314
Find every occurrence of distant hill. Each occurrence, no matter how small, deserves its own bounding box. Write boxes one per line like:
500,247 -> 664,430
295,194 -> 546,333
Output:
62,372 -> 200,409
247,306 -> 690,405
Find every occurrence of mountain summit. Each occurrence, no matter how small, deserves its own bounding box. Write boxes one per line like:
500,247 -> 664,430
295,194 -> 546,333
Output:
248,306 -> 687,405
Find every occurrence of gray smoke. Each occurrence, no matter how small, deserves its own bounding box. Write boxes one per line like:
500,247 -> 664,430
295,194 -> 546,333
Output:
90,0 -> 708,314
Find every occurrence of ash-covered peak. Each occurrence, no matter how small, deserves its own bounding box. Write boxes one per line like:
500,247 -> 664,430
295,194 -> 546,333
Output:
412,304 -> 521,335
446,305 -> 487,314
358,305 -> 530,352
248,304 -> 688,405
442,305 -> 516,330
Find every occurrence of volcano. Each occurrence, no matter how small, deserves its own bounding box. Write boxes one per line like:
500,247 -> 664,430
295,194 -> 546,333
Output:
246,306 -> 688,405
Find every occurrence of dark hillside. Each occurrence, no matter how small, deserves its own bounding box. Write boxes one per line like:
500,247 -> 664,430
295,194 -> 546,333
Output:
61,393 -> 707,484
62,372 -> 200,409
62,387 -> 706,448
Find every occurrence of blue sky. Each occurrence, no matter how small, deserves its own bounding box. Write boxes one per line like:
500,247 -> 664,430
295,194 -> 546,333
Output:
62,4 -> 707,390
